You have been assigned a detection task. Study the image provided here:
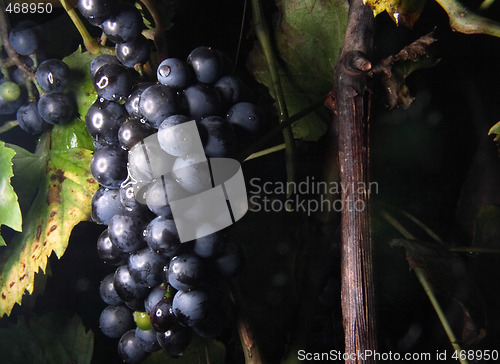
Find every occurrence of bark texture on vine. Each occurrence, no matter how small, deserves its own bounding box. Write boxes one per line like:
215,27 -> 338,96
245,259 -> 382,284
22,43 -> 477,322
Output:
328,0 -> 377,361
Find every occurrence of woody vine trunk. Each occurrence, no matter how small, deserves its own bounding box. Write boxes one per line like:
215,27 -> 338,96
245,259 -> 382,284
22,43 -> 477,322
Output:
328,0 -> 377,361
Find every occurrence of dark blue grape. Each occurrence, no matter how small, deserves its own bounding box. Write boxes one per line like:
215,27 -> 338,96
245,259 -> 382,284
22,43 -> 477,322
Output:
90,145 -> 128,188
172,289 -> 211,327
89,54 -> 120,79
116,34 -> 150,68
117,329 -> 149,364
144,216 -> 180,257
8,21 -> 39,56
101,4 -> 142,44
114,265 -> 150,302
85,99 -> 127,143
35,59 -> 70,91
150,297 -> 177,332
125,82 -> 153,119
128,248 -> 169,287
187,46 -> 224,84
158,114 -> 191,129
96,229 -> 127,265
197,116 -> 235,157
91,187 -> 123,225
37,92 -> 74,124
108,211 -> 147,253
194,233 -> 225,259
226,102 -> 263,143
125,298 -> 146,312
183,84 -> 222,120
134,328 -> 161,353
156,324 -> 192,358
118,118 -> 154,150
157,58 -> 191,89
100,272 -> 124,305
144,285 -> 167,315
99,305 -> 135,338
214,240 -> 244,278
119,184 -> 150,213
139,85 -> 178,128
94,63 -> 135,102
215,75 -> 242,106
193,307 -> 224,339
78,0 -> 118,26
16,102 -> 47,135
167,254 -> 205,292
145,178 -> 172,217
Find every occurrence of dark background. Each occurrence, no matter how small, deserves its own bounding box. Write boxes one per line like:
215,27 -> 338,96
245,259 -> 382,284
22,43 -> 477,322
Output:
2,0 -> 500,362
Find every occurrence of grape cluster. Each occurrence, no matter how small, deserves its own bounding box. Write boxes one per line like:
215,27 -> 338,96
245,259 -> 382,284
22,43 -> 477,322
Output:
0,21 -> 75,134
82,15 -> 263,359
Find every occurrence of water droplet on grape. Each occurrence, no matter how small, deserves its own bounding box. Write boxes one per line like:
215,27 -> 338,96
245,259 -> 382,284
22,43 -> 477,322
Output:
159,65 -> 171,78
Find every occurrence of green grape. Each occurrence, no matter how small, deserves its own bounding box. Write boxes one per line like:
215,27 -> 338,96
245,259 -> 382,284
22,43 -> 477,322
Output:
0,81 -> 21,102
133,311 -> 153,330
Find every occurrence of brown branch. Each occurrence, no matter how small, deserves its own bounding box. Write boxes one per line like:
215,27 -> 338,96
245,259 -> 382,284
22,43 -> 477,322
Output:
327,0 -> 377,362
0,7 -> 36,80
140,0 -> 168,60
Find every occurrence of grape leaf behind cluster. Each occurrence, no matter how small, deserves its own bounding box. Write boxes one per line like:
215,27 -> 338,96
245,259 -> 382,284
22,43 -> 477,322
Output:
0,49 -> 98,317
0,312 -> 93,364
0,141 -> 22,246
247,0 -> 348,141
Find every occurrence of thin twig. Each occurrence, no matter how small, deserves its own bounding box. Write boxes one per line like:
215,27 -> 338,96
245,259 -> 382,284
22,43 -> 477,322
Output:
244,143 -> 285,161
381,209 -> 468,364
237,98 -> 325,163
140,0 -> 168,60
0,120 -> 19,134
58,0 -> 103,54
415,268 -> 469,364
251,0 -> 295,198
0,7 -> 35,79
435,0 -> 500,37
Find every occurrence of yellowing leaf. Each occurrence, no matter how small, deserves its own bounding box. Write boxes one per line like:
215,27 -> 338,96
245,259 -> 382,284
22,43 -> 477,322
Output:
363,0 -> 427,28
0,144 -> 97,316
0,141 -> 22,246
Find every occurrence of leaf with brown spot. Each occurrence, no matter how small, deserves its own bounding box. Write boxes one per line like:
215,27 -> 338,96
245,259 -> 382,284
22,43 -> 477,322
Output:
0,143 -> 97,317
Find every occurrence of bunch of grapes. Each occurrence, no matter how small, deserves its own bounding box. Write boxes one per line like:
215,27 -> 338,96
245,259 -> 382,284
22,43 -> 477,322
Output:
0,20 -> 75,134
78,2 -> 264,362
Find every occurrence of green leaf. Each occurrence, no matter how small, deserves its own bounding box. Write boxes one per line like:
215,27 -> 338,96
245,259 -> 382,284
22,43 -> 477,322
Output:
488,120 -> 500,142
0,312 -> 94,364
0,141 -> 22,246
7,144 -> 44,216
143,336 -> 225,364
248,0 -> 348,141
472,205 -> 500,248
0,141 -> 98,317
0,46 -> 99,316
59,47 -> 97,151
364,0 -> 427,27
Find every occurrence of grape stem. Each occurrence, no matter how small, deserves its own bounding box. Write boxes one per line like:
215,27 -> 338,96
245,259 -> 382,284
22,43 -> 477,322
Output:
244,143 -> 285,161
140,0 -> 168,60
0,120 -> 19,134
58,0 -> 108,55
250,0 -> 295,199
380,209 -> 468,364
0,7 -> 36,80
435,0 -> 500,37
237,98 -> 325,163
